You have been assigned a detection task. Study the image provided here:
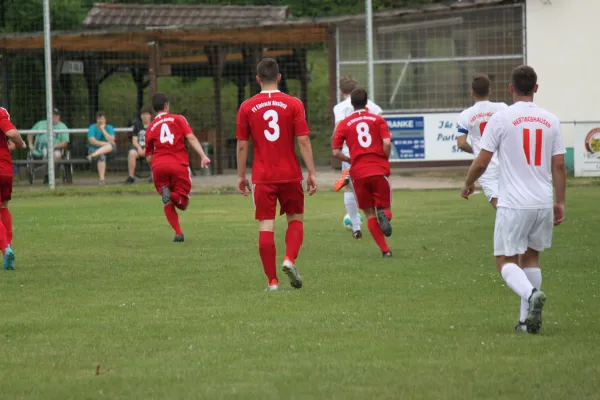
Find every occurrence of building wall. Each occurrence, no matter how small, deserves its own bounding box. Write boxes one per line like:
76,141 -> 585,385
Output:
526,0 -> 600,165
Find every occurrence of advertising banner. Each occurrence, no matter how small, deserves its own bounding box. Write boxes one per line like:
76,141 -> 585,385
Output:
385,114 -> 474,162
574,124 -> 600,177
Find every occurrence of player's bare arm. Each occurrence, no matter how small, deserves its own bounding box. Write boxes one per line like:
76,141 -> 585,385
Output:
382,138 -> 391,157
330,121 -> 341,141
297,135 -> 317,195
551,153 -> 566,226
332,147 -> 351,163
457,135 -> 473,154
236,139 -> 251,196
462,149 -> 493,199
5,129 -> 26,149
185,133 -> 211,168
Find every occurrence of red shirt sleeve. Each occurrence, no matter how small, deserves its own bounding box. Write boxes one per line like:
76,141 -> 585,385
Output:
145,124 -> 156,156
0,118 -> 16,134
378,117 -> 391,139
236,105 -> 250,141
332,125 -> 346,149
178,115 -> 193,136
293,101 -> 310,137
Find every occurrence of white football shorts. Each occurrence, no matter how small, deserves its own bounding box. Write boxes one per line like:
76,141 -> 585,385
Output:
478,166 -> 498,202
494,207 -> 554,256
341,144 -> 351,172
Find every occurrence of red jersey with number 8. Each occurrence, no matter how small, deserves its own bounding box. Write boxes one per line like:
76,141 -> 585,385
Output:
146,113 -> 193,167
333,110 -> 391,180
236,91 -> 310,184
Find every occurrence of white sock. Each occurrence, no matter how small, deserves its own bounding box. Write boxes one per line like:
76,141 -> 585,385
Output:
501,263 -> 535,301
344,192 -> 361,231
519,267 -> 542,323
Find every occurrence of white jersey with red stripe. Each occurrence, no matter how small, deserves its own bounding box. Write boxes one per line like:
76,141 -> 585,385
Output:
480,101 -> 565,209
457,101 -> 508,163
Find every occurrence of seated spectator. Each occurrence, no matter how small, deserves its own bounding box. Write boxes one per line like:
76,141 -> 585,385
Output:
28,108 -> 70,184
125,107 -> 153,184
87,111 -> 116,186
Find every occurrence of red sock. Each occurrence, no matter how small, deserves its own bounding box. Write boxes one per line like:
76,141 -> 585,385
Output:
0,208 -> 12,244
259,231 -> 277,282
285,220 -> 304,264
367,218 -> 390,253
384,209 -> 392,221
164,204 -> 182,235
0,216 -> 8,254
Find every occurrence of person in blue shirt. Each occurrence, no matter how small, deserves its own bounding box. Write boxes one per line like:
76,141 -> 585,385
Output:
87,111 -> 116,186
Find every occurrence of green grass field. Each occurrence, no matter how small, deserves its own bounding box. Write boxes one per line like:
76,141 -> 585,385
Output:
1,187 -> 599,399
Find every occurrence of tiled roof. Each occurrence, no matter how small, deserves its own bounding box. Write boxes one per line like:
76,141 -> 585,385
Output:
82,3 -> 292,28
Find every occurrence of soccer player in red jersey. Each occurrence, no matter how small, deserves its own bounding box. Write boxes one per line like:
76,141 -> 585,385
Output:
236,58 -> 317,291
145,92 -> 211,242
332,89 -> 393,257
0,107 -> 27,269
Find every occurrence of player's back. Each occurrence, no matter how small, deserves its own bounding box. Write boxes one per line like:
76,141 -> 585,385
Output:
236,91 -> 309,184
486,102 -> 563,209
337,110 -> 390,179
0,108 -> 14,173
334,98 -> 382,124
146,113 -> 190,166
457,101 -> 507,157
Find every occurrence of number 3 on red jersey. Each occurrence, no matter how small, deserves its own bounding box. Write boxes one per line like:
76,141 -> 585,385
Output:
160,124 -> 174,145
263,110 -> 280,142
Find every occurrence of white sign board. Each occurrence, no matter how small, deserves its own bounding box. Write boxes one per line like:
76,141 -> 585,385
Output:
61,61 -> 84,75
574,124 -> 600,177
384,113 -> 474,162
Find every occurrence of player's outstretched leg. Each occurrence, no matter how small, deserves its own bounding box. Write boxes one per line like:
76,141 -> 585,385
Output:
344,192 -> 362,238
364,208 -> 391,257
163,204 -> 184,242
334,170 -> 350,192
283,216 -> 303,289
0,207 -> 13,270
376,208 -> 392,237
0,207 -> 13,245
259,225 -> 278,291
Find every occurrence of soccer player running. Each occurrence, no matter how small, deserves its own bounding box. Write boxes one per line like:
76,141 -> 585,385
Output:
332,89 -> 393,257
456,74 -> 508,209
332,76 -> 383,239
0,107 -> 27,269
145,92 -> 211,242
461,65 -> 566,334
236,58 -> 317,292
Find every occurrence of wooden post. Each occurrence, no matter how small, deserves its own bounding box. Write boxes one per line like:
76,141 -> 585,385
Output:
1,51 -> 11,110
236,76 -> 246,109
378,33 -> 395,108
294,48 -> 308,122
131,67 -> 145,114
327,28 -> 337,127
83,57 -> 100,123
243,46 -> 263,96
205,45 -> 228,175
148,41 -> 160,103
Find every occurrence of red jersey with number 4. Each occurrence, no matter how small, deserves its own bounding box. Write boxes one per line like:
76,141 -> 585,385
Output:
146,113 -> 192,167
333,110 -> 391,180
236,91 -> 310,184
0,107 -> 16,175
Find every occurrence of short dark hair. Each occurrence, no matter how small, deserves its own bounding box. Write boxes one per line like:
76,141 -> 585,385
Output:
257,58 -> 279,83
140,107 -> 152,115
95,111 -> 105,119
52,108 -> 60,115
350,88 -> 368,110
472,73 -> 491,97
152,92 -> 169,113
511,65 -> 537,96
339,76 -> 359,95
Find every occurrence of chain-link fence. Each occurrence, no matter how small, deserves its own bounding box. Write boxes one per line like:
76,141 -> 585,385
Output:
336,3 -> 525,112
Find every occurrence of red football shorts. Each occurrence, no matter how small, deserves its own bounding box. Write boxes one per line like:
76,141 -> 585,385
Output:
253,181 -> 304,220
352,175 -> 391,210
152,163 -> 192,200
0,174 -> 13,204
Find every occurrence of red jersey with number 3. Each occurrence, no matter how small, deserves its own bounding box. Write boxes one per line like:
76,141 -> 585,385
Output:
333,110 -> 391,180
146,113 -> 192,167
236,91 -> 310,184
0,107 -> 16,175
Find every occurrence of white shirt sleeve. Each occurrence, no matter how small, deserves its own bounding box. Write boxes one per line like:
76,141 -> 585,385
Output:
333,104 -> 346,124
551,119 -> 566,156
480,114 -> 502,153
367,100 -> 383,116
456,110 -> 469,136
